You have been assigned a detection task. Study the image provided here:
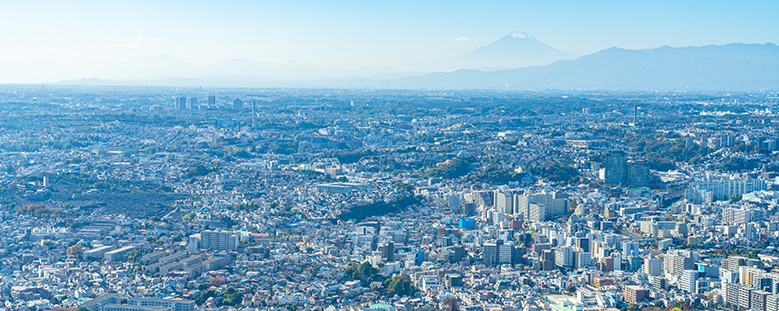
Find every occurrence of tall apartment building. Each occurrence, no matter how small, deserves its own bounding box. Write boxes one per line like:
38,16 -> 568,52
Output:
665,250 -> 695,277
687,178 -> 767,202
190,230 -> 238,251
680,270 -> 699,293
186,97 -> 197,110
555,246 -> 574,268
495,191 -> 513,215
175,97 -> 187,110
515,192 -> 569,221
482,240 -> 520,266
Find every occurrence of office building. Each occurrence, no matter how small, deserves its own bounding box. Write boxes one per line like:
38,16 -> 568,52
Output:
605,150 -> 627,185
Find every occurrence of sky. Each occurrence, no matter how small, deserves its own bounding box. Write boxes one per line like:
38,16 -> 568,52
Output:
1,0 -> 778,70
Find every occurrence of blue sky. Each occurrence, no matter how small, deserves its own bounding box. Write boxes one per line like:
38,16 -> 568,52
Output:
1,0 -> 777,69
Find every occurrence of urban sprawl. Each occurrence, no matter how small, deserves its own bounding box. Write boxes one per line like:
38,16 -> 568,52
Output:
1,87 -> 779,311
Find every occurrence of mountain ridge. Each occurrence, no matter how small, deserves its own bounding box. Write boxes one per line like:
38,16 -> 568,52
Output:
46,42 -> 779,91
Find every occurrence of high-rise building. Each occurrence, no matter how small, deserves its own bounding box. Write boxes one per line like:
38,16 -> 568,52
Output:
766,294 -> 779,311
175,97 -> 186,110
644,255 -> 662,276
575,251 -> 591,269
555,246 -> 574,268
741,266 -> 765,288
495,191 -> 513,215
482,240 -> 519,266
665,250 -> 696,277
622,241 -> 640,258
233,98 -> 243,111
378,242 -> 395,262
473,190 -> 494,208
746,223 -> 757,241
483,242 -> 498,266
605,150 -> 627,185
186,97 -> 198,110
681,270 -> 699,293
626,160 -> 649,187
515,192 -> 569,221
207,95 -> 215,107
575,237 -> 590,252
628,256 -> 642,272
752,290 -> 770,311
446,194 -> 460,212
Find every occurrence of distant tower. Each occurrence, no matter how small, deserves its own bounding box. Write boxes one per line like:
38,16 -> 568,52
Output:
252,100 -> 256,129
207,95 -> 215,108
233,98 -> 243,111
175,97 -> 186,110
187,97 -> 198,110
634,101 -> 638,125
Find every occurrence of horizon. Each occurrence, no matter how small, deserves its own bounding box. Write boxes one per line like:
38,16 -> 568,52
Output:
2,1 -> 779,88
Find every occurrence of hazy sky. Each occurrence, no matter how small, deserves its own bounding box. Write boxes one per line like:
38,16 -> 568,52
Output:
2,0 -> 778,69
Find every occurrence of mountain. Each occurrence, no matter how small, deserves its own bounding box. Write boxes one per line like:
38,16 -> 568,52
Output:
388,43 -> 779,90
407,32 -> 577,72
47,42 -> 779,91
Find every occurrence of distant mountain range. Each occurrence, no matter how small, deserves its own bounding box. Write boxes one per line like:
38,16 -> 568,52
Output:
10,33 -> 779,90
387,43 -> 779,90
3,32 -> 575,84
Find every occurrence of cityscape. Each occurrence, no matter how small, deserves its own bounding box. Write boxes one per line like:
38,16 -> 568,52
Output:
0,86 -> 778,311
3,1 -> 779,311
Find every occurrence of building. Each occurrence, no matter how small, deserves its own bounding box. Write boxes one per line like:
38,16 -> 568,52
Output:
104,245 -> 137,262
192,230 -> 239,251
555,246 -> 574,268
472,190 -> 494,208
516,192 -> 570,221
207,95 -> 215,107
184,97 -> 197,110
378,242 -> 395,262
741,266 -> 765,288
175,97 -> 186,110
624,285 -> 649,304
142,251 -> 168,264
495,191 -> 513,215
575,251 -> 592,269
233,98 -> 243,110
722,208 -> 752,225
482,240 -> 519,266
315,182 -> 369,194
643,255 -> 662,276
752,290 -> 770,311
83,245 -> 114,261
11,286 -> 51,301
105,305 -> 171,311
605,150 -> 627,185
687,178 -> 767,202
127,297 -> 195,311
79,293 -> 120,311
665,249 -> 695,277
622,241 -> 640,258
626,160 -> 650,187
681,270 -> 699,293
